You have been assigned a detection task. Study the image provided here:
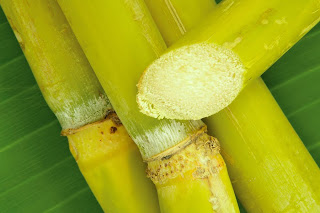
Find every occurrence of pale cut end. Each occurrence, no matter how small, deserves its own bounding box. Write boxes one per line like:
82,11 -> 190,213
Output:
137,42 -> 246,120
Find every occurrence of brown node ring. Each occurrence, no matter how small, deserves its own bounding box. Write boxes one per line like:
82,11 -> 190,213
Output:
61,110 -> 122,136
146,126 -> 221,183
145,125 -> 220,162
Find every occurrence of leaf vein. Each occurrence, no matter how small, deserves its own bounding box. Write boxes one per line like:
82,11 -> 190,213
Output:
0,119 -> 59,153
43,187 -> 90,213
0,156 -> 73,196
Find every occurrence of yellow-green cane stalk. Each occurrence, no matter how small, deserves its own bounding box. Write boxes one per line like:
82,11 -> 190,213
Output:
67,112 -> 160,213
0,0 -> 160,212
147,131 -> 236,213
145,0 -> 320,211
206,79 -> 320,212
137,0 -> 320,120
57,0 -> 239,212
1,1 -> 108,130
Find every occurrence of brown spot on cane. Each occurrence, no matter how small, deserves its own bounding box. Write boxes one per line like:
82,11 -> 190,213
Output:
110,126 -> 117,134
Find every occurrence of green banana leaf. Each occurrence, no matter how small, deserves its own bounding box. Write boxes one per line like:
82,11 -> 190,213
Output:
0,6 -> 319,212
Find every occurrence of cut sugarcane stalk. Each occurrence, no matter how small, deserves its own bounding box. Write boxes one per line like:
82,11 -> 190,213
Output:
137,0 -> 320,120
57,0 -> 239,212
0,0 -> 160,212
145,0 -> 320,211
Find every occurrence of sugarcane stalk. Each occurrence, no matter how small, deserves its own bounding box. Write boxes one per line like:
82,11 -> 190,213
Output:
67,112 -> 159,212
144,0 -> 320,212
137,0 -> 320,120
147,130 -> 237,213
0,0 -> 160,212
57,0 -> 239,212
206,79 -> 320,212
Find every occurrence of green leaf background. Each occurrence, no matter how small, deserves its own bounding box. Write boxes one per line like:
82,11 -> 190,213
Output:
0,7 -> 319,213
